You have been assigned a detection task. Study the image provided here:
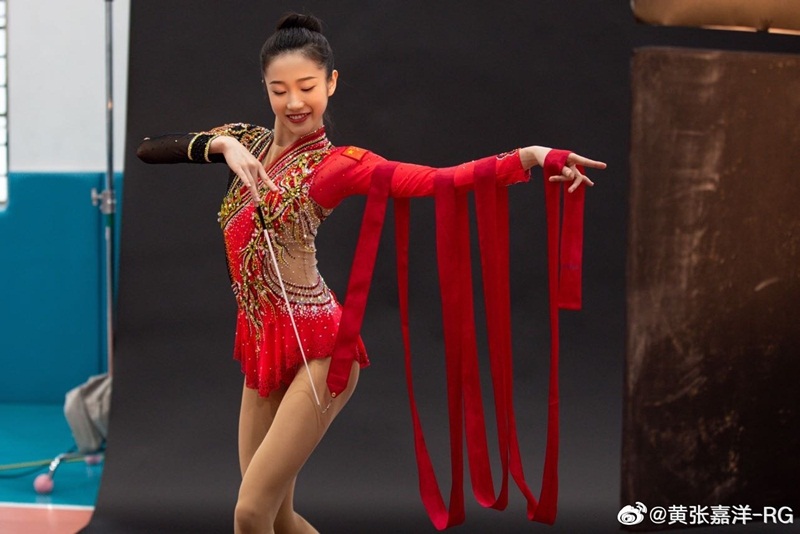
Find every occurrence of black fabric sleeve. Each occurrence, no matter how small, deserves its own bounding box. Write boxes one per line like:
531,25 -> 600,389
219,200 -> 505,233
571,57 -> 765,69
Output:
136,133 -> 226,164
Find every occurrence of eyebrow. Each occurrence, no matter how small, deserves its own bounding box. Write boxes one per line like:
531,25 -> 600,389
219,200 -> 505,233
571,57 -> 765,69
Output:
267,76 -> 319,85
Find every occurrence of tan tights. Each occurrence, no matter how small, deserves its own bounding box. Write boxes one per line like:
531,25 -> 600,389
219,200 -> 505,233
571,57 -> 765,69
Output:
234,357 -> 359,533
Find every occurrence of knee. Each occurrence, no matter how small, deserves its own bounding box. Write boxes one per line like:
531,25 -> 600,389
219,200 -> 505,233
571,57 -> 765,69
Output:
234,500 -> 271,534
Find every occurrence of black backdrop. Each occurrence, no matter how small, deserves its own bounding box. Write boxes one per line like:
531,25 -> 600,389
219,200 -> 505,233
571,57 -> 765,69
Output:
84,2 -> 800,533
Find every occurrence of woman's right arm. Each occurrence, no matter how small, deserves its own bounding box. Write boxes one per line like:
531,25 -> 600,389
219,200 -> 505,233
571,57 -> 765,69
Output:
136,122 -> 258,164
136,134 -> 204,163
136,125 -> 277,199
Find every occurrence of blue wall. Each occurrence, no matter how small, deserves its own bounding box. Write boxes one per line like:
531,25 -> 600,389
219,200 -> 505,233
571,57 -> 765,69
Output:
0,172 -> 122,403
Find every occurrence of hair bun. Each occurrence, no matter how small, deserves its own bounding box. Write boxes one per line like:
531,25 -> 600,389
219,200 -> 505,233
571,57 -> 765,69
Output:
276,13 -> 323,34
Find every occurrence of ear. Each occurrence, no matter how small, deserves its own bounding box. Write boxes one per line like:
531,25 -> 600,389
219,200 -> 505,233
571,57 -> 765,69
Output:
327,69 -> 339,97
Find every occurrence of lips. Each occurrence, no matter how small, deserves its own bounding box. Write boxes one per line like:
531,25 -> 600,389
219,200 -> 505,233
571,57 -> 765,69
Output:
287,113 -> 310,124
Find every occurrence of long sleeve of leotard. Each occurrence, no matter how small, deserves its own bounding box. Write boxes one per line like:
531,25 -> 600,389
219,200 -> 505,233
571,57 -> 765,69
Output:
137,124 -> 531,208
136,123 -> 266,164
309,146 -> 530,210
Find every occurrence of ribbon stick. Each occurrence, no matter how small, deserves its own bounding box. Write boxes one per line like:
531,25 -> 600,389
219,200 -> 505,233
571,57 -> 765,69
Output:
256,207 -> 329,412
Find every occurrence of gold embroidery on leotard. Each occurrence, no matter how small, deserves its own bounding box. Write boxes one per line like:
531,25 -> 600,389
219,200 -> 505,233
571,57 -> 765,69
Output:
216,126 -> 334,345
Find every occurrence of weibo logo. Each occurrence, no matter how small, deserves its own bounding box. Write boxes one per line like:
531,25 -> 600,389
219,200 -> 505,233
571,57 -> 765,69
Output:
618,502 -> 648,525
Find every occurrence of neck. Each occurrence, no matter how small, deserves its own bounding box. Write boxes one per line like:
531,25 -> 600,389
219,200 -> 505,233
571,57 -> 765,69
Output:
272,122 -> 325,148
271,131 -> 293,148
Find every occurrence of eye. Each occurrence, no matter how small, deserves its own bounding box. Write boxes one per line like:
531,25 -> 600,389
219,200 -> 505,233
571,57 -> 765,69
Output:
271,90 -> 287,96
301,86 -> 316,92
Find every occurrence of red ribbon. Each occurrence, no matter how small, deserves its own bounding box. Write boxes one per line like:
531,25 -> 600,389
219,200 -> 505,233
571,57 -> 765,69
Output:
328,149 -> 585,528
326,162 -> 397,396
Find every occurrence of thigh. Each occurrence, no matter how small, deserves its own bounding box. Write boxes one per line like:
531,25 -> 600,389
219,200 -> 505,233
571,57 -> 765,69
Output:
238,380 -> 286,476
238,358 -> 360,509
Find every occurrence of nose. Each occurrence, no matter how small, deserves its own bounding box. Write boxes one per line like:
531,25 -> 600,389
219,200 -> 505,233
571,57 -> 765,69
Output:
286,92 -> 304,110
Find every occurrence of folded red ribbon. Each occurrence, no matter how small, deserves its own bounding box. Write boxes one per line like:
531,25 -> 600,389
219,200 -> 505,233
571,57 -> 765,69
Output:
327,149 -> 585,528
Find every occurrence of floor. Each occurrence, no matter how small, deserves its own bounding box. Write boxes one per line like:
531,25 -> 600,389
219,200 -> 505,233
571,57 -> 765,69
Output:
0,404 -> 102,534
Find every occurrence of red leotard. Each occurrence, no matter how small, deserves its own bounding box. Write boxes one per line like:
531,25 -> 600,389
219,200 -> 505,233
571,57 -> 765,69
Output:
137,123 -> 583,528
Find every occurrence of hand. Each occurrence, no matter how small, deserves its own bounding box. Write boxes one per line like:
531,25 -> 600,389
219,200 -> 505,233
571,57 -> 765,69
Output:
551,152 -> 606,193
522,146 -> 606,193
210,136 -> 279,202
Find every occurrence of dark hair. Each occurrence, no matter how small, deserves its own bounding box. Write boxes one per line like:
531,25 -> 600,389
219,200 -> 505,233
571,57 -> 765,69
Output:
260,13 -> 334,78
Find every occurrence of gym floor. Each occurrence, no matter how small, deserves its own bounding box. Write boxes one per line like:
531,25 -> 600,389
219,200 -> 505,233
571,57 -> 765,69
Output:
0,403 -> 102,533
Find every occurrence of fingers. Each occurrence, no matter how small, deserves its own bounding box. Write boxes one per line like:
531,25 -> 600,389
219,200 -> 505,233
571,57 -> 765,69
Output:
567,152 -> 607,170
259,166 -> 280,193
547,159 -> 598,193
565,164 -> 594,193
232,159 -> 279,203
238,164 -> 262,203
544,151 -> 606,192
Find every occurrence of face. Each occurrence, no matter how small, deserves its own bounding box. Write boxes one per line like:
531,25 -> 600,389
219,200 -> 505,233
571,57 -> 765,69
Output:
263,51 -> 338,146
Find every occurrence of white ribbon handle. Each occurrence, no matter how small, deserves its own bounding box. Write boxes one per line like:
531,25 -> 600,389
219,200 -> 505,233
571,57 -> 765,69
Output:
258,208 -> 330,413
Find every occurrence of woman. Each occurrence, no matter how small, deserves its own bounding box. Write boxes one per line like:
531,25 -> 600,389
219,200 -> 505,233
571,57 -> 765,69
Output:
138,12 -> 605,534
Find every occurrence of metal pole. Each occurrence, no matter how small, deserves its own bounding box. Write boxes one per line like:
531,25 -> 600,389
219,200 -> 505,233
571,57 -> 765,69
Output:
104,0 -> 114,196
92,0 -> 115,375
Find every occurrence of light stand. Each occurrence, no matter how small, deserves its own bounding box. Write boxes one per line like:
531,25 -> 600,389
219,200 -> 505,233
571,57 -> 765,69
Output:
91,0 -> 115,375
46,2 -> 116,494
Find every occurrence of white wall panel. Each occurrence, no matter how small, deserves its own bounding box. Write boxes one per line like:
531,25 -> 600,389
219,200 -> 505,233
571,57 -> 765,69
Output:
8,0 -> 129,172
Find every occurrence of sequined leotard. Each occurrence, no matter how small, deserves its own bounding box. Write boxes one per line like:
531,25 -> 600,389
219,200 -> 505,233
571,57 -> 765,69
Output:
137,123 -> 529,396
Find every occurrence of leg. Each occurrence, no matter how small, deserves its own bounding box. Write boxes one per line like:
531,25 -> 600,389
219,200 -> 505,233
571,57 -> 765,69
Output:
272,477 -> 316,534
234,358 -> 360,534
238,380 -> 286,476
238,380 -> 311,532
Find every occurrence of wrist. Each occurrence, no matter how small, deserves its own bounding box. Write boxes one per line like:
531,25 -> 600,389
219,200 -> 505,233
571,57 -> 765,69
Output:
187,132 -> 220,162
519,145 -> 550,170
208,135 -> 233,154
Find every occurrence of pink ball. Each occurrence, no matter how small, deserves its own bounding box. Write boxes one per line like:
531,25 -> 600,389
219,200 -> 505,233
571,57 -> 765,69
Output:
33,474 -> 54,495
84,454 -> 103,465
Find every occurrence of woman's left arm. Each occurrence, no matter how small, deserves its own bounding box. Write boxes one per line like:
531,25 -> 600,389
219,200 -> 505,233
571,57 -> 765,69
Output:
311,145 -> 606,209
